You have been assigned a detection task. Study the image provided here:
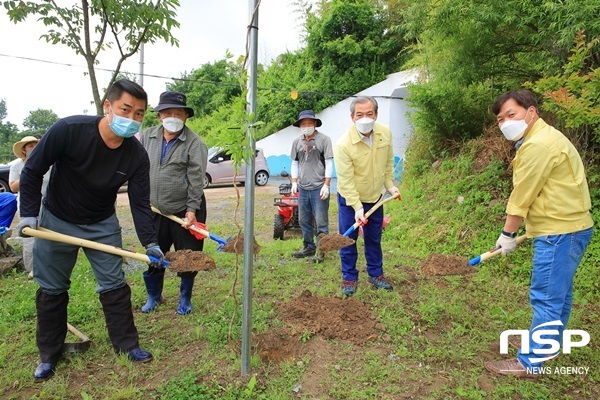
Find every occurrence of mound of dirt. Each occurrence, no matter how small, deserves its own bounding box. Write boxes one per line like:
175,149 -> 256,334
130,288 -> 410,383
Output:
275,290 -> 384,344
253,329 -> 304,363
165,250 -> 216,272
317,233 -> 355,252
421,253 -> 474,276
220,234 -> 260,255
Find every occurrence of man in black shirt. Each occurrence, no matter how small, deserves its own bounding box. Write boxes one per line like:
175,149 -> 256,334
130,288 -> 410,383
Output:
18,79 -> 165,383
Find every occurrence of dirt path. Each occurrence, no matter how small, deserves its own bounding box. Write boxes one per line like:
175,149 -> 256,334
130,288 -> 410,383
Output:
116,181 -> 281,208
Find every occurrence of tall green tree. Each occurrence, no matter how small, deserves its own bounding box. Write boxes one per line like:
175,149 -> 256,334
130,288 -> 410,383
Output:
304,0 -> 406,98
150,1 -> 407,145
400,0 -> 600,149
168,54 -> 243,119
256,0 -> 407,136
0,99 -> 20,162
0,99 -> 7,121
22,108 -> 59,136
527,32 -> 600,152
3,0 -> 181,115
256,51 -> 314,137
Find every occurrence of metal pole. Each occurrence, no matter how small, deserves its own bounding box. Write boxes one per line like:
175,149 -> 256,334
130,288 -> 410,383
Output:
138,42 -> 145,87
241,0 -> 259,376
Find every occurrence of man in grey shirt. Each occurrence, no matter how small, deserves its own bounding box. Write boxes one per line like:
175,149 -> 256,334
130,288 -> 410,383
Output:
139,91 -> 208,315
290,110 -> 333,262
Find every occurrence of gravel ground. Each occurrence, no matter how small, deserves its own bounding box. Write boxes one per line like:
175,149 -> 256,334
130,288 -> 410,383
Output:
116,178 -> 286,207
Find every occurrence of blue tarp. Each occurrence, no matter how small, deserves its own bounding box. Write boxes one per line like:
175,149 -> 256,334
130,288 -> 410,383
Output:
0,192 -> 17,228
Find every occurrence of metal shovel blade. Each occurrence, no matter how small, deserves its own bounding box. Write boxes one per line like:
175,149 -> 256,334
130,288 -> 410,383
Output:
62,323 -> 91,353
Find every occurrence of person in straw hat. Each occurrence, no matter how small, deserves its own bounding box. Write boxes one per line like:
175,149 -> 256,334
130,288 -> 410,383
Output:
9,135 -> 51,274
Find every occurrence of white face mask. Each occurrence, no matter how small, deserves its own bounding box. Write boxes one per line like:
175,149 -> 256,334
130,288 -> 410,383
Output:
162,117 -> 184,133
300,127 -> 315,137
355,117 -> 375,134
500,110 -> 531,141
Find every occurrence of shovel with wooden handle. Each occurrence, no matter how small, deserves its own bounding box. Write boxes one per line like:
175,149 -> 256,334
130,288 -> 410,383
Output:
342,192 -> 401,237
318,192 -> 401,252
21,227 -> 169,267
468,234 -> 527,266
150,206 -> 228,247
62,323 -> 91,353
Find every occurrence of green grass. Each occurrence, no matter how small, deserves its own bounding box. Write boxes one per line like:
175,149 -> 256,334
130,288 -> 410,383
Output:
0,149 -> 598,399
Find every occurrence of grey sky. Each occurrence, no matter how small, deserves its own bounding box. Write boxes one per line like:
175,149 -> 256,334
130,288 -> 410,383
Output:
0,0 -> 311,128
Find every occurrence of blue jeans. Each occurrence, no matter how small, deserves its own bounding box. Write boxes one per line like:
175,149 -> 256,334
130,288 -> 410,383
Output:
338,194 -> 384,282
298,186 -> 330,250
518,227 -> 593,368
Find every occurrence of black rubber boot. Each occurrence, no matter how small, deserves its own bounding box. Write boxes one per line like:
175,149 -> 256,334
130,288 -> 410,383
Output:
99,284 -> 140,354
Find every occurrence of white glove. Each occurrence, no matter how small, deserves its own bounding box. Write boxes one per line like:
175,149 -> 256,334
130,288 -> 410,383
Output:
319,185 -> 330,200
354,207 -> 367,224
291,182 -> 298,195
388,186 -> 401,199
496,232 -> 517,256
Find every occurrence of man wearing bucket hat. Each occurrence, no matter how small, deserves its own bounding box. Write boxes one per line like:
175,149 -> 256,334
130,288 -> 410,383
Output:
290,110 -> 333,262
9,135 -> 51,274
139,91 -> 208,315
17,79 -> 163,382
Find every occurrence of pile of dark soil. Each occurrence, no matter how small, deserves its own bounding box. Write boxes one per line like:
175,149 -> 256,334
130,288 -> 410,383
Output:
421,253 -> 474,276
317,233 -> 354,252
220,234 -> 260,255
165,250 -> 216,272
274,290 -> 385,344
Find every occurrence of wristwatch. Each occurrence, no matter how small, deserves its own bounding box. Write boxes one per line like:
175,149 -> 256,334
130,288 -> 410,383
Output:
502,230 -> 518,238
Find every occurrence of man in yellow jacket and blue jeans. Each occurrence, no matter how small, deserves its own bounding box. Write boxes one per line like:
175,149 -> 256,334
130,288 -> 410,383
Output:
334,96 -> 400,297
485,90 -> 594,379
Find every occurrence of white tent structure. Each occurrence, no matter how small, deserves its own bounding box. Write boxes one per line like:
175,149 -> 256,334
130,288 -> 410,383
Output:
257,69 -> 419,180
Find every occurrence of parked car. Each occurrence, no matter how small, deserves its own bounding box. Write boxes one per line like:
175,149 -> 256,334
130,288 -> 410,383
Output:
0,159 -> 19,193
204,147 -> 270,188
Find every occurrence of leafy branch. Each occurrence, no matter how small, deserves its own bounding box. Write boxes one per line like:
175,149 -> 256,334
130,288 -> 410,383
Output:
3,0 -> 180,115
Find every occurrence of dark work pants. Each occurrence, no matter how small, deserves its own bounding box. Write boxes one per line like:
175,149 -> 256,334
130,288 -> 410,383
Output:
33,209 -> 141,359
337,194 -> 384,282
36,289 -> 68,363
149,194 -> 207,279
99,284 -> 140,353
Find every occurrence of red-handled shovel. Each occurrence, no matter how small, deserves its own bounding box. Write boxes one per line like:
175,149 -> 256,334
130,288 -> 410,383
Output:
150,206 -> 229,247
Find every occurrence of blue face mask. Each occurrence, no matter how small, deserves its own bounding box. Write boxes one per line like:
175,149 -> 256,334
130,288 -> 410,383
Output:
108,106 -> 142,138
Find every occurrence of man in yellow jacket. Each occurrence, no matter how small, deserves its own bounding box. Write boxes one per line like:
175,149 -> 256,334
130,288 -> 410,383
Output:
334,96 -> 400,297
485,90 -> 594,379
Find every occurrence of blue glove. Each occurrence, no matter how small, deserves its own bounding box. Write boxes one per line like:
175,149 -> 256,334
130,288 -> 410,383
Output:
145,243 -> 165,268
17,217 -> 38,237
